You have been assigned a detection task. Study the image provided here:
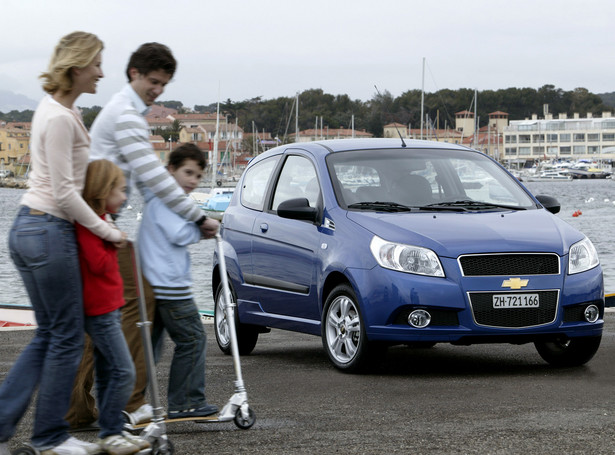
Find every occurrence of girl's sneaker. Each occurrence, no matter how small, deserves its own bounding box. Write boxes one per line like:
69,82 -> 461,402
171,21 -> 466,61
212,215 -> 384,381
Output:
121,432 -> 150,451
41,436 -> 100,455
99,435 -> 139,455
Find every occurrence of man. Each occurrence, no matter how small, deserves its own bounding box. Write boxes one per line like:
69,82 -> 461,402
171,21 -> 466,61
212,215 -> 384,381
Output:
66,42 -> 218,428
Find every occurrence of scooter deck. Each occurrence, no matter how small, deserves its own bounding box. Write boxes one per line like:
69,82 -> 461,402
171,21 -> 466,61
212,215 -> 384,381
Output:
128,415 -> 219,429
69,423 -> 101,433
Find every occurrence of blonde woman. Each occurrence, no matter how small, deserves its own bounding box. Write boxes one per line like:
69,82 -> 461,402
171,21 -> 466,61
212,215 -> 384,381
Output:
0,32 -> 124,455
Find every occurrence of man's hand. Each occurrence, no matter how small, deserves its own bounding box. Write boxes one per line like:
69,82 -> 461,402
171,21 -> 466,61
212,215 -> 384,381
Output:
113,231 -> 129,249
199,217 -> 220,239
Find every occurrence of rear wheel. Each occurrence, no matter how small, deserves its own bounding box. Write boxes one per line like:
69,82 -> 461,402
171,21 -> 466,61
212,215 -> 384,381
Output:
534,335 -> 601,367
321,284 -> 385,372
214,282 -> 259,355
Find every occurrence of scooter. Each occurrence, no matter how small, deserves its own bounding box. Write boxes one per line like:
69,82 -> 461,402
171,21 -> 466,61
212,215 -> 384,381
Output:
123,234 -> 255,454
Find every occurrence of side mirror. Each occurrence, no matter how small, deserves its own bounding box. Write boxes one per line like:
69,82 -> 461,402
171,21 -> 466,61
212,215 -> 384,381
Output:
535,194 -> 560,214
277,198 -> 318,222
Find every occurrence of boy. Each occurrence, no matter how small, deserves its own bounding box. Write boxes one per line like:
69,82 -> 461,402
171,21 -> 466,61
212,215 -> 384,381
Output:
137,144 -> 217,418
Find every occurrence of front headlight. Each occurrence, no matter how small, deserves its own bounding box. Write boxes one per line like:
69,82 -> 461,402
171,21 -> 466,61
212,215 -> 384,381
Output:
369,236 -> 444,277
568,237 -> 599,275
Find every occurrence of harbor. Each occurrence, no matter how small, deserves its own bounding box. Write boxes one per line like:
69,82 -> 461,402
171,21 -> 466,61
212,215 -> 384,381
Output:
2,177 -> 615,316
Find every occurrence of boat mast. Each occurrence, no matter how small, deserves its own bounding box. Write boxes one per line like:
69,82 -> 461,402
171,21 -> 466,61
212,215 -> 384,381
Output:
212,84 -> 220,186
420,57 -> 425,140
473,89 -> 478,149
295,92 -> 299,143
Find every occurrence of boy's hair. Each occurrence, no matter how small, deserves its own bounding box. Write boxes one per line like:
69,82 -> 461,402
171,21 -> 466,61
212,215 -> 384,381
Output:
126,42 -> 176,82
40,31 -> 104,95
82,159 -> 125,215
167,143 -> 206,171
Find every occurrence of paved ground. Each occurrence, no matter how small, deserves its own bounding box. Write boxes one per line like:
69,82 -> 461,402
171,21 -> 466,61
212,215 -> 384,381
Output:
2,314 -> 615,455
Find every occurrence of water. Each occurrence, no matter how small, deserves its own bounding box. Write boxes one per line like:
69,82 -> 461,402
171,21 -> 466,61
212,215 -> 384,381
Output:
2,179 -> 615,310
0,188 -> 216,311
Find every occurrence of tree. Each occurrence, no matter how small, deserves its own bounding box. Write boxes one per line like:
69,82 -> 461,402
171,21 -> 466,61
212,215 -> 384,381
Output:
81,106 -> 102,129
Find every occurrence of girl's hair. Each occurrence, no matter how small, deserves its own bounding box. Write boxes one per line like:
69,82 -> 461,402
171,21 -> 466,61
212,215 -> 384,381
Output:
39,31 -> 104,95
82,159 -> 125,215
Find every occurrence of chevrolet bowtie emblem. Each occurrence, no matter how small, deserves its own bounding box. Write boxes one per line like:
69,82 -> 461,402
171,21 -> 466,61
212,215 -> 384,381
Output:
502,278 -> 529,290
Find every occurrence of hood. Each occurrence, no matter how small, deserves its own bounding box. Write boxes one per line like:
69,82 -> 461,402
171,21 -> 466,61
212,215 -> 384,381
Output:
346,209 -> 584,258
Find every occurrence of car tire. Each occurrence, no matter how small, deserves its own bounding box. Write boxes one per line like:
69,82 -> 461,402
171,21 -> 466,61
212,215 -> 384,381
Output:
214,282 -> 259,355
534,335 -> 601,367
321,284 -> 386,372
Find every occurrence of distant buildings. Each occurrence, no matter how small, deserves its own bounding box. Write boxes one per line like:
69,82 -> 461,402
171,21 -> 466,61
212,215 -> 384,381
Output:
2,105 -> 615,180
502,111 -> 615,164
0,122 -> 31,176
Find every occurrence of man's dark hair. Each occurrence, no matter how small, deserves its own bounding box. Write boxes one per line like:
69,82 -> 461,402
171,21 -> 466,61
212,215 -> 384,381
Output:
168,143 -> 206,170
126,42 -> 176,81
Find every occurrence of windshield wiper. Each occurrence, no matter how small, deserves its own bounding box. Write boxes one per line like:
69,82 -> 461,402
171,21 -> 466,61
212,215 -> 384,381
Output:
347,201 -> 414,212
421,200 -> 526,211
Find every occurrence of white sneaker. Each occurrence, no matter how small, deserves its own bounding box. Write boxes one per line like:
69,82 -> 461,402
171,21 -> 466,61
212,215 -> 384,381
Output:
0,441 -> 9,455
64,437 -> 101,455
99,435 -> 139,455
121,432 -> 150,451
40,436 -> 94,455
126,403 -> 153,425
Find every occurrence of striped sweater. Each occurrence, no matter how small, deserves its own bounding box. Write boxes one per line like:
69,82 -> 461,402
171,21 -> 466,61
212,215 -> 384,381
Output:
89,84 -> 204,223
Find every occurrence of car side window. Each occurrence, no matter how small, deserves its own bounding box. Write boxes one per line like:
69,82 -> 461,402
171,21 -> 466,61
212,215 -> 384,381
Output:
272,155 -> 318,211
240,156 -> 279,211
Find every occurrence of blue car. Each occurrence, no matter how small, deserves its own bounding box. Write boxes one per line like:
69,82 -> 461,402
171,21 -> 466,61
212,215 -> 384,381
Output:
212,138 -> 603,372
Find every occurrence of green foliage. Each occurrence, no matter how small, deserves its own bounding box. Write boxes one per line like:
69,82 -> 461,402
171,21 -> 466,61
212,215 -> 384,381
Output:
599,92 -> 615,109
0,109 -> 34,122
81,106 -> 102,129
157,100 -> 183,110
1,88 -> 613,138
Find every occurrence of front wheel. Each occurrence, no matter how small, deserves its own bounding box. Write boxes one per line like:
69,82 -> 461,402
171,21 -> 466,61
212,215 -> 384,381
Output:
11,444 -> 37,455
321,284 -> 385,372
534,335 -> 601,367
234,407 -> 256,429
214,282 -> 259,355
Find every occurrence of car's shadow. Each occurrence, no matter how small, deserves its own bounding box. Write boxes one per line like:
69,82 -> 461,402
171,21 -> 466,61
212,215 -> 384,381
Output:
231,332 -> 595,379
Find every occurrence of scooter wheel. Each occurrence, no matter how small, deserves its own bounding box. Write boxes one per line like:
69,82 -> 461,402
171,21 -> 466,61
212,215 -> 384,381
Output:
234,407 -> 256,429
151,438 -> 174,455
11,443 -> 38,455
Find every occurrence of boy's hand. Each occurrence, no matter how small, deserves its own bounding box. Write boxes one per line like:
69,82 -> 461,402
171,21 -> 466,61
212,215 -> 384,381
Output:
199,218 -> 219,239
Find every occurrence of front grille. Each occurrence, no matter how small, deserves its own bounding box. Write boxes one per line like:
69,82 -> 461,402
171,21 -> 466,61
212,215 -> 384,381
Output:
468,290 -> 558,328
459,253 -> 560,276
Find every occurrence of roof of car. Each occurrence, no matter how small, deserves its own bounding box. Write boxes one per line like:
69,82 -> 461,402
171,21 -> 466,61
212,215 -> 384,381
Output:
286,138 -> 474,154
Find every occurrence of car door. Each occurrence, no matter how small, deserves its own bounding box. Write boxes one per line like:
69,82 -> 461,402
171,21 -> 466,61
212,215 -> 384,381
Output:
250,153 -> 322,322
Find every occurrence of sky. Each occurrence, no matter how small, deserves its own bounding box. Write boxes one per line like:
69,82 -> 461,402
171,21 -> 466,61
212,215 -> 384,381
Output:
1,0 -> 614,109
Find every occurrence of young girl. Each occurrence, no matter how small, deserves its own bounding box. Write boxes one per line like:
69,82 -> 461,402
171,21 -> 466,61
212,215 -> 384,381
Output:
76,159 -> 149,455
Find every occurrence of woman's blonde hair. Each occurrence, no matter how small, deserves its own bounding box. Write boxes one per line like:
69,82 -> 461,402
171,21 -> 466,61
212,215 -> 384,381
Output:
40,31 -> 103,95
82,159 -> 125,215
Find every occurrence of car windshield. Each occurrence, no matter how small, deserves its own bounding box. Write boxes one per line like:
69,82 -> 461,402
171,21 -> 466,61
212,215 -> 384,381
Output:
327,148 -> 537,211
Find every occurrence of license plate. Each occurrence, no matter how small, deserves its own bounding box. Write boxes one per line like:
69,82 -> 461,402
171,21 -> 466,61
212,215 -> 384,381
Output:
492,293 -> 539,308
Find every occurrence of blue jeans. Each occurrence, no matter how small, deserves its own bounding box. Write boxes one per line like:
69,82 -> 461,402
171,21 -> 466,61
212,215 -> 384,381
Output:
85,310 -> 135,438
151,298 -> 207,412
0,206 -> 84,450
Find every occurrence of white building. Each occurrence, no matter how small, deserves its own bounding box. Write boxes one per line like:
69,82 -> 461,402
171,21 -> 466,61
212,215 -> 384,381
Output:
502,112 -> 615,163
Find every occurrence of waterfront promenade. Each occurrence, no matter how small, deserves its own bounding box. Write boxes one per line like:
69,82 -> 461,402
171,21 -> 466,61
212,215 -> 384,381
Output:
2,316 -> 615,454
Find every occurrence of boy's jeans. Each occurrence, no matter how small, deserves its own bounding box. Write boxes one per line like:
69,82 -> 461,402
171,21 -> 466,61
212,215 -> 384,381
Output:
152,298 -> 207,412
